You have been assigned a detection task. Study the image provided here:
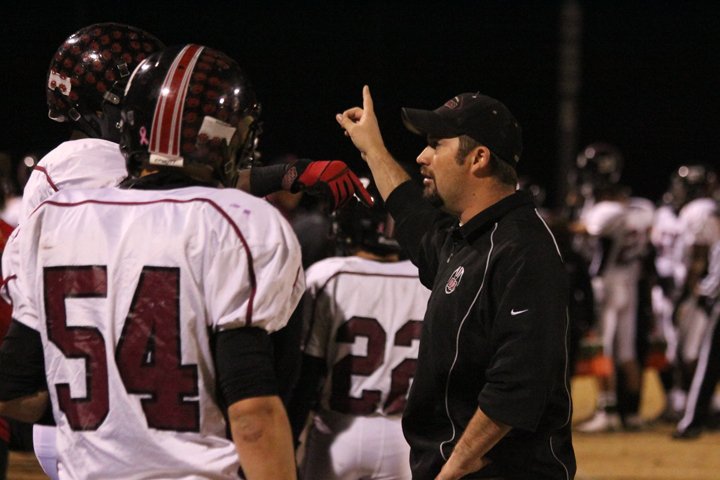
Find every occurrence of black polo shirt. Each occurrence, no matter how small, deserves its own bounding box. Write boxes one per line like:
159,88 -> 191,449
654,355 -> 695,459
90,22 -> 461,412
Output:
385,181 -> 576,480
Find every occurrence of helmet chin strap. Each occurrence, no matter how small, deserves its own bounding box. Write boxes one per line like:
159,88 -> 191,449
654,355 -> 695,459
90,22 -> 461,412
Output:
50,85 -> 125,142
49,87 -> 103,139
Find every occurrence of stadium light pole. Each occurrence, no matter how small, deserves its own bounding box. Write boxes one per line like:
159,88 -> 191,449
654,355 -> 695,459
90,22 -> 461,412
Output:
557,0 -> 582,209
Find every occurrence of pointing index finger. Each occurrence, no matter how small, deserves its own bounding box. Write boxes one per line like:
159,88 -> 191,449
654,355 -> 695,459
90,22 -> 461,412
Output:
363,85 -> 374,114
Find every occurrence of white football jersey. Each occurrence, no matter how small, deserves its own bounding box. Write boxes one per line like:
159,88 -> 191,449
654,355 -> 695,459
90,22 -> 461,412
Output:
2,139 -> 127,307
698,239 -> 720,299
12,185 -> 304,480
652,205 -> 683,281
582,198 -> 654,277
674,198 -> 720,286
304,257 -> 430,416
678,198 -> 720,249
20,138 -> 128,224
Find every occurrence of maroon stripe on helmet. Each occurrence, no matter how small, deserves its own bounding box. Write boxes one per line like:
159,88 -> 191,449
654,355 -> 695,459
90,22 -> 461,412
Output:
150,45 -> 204,157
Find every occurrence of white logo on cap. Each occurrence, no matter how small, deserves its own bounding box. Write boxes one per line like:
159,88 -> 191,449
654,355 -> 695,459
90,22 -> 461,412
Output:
444,98 -> 459,109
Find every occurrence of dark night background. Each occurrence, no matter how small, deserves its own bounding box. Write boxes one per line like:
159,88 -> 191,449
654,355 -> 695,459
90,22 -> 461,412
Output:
1,1 -> 719,206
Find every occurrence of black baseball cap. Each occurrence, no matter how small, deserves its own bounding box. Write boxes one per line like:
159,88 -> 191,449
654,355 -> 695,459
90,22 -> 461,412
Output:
402,93 -> 522,167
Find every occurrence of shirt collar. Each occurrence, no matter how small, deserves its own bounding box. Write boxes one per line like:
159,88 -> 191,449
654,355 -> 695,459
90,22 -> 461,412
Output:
456,190 -> 534,239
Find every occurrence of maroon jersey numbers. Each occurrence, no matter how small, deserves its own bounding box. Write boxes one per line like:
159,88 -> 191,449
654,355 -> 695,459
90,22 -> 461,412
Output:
45,266 -> 109,431
330,316 -> 422,415
44,266 -> 199,432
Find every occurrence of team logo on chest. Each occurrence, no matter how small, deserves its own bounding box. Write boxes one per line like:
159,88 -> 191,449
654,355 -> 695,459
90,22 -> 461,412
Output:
445,266 -> 464,294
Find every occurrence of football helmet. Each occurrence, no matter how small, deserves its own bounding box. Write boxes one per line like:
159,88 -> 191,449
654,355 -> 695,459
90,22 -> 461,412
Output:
120,44 -> 261,186
333,178 -> 400,256
663,164 -> 717,208
575,142 -> 623,193
47,23 -> 164,142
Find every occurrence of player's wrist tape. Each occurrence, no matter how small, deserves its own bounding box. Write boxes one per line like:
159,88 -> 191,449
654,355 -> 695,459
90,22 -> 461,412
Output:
249,160 -> 311,198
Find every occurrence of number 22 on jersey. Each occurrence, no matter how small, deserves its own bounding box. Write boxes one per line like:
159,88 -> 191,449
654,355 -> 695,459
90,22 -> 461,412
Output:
330,316 -> 422,415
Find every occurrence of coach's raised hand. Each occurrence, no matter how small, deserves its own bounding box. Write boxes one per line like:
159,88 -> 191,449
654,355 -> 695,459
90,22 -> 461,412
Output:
336,86 -> 388,163
336,86 -> 410,201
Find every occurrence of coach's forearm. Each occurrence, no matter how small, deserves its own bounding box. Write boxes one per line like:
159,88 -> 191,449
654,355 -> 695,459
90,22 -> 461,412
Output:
363,147 -> 411,201
436,407 -> 511,480
228,395 -> 297,480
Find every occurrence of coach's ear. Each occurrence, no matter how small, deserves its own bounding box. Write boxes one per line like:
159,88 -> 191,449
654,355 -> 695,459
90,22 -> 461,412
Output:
470,145 -> 492,178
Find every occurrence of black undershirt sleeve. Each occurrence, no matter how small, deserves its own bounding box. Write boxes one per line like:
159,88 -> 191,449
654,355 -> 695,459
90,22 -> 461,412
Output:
0,320 -> 47,401
213,326 -> 279,407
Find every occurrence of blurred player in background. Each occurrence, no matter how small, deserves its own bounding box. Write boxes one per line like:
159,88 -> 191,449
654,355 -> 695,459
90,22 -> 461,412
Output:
670,165 -> 720,420
573,144 -> 655,432
674,206 -> 720,439
650,167 -> 706,421
291,181 -> 430,480
565,143 -> 623,226
0,44 -> 305,480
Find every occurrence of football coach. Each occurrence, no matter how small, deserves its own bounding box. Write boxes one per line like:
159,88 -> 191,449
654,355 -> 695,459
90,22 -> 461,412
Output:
336,87 -> 575,480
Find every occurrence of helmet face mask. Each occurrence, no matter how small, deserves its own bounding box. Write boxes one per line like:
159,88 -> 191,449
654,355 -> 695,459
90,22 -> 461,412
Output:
120,45 -> 260,186
47,23 -> 164,142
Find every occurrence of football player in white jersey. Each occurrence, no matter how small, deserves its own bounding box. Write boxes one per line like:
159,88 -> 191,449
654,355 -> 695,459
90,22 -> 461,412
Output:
674,208 -> 720,439
650,183 -> 686,419
575,180 -> 655,432
2,24 -> 371,480
673,165 -> 720,398
0,44 -> 309,480
291,184 -> 430,480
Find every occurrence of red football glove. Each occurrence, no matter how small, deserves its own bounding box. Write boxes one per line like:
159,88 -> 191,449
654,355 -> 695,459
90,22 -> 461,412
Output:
285,160 -> 373,210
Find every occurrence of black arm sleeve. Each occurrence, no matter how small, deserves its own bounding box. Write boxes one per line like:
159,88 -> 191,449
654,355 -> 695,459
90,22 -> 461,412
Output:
0,320 -> 47,401
249,164 -> 289,198
213,326 -> 279,407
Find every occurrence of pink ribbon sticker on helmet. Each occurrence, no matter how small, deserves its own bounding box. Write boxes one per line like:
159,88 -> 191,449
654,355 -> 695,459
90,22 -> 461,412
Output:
139,126 -> 149,146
